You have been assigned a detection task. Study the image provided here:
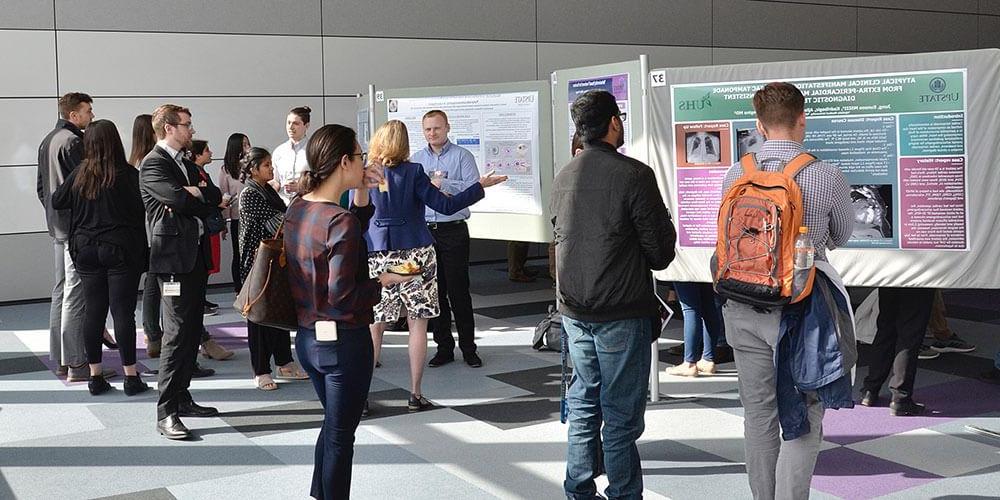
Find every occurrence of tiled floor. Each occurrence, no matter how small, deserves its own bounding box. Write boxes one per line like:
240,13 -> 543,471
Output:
0,262 -> 997,499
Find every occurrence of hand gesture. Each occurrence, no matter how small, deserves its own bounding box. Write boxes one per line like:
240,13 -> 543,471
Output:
378,272 -> 416,288
479,170 -> 508,188
363,162 -> 385,189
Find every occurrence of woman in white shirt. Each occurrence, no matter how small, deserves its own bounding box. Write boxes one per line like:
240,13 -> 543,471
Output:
271,105 -> 311,204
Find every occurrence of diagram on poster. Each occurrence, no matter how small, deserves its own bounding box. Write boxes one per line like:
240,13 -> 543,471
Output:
568,74 -> 631,155
387,91 -> 543,215
669,69 -> 968,251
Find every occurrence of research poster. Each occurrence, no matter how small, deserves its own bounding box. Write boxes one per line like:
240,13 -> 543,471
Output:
670,69 -> 968,251
387,92 -> 543,215
568,73 -> 631,155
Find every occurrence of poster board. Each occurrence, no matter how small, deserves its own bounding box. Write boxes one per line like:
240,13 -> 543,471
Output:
649,49 -> 1000,288
373,80 -> 554,243
551,58 -> 647,174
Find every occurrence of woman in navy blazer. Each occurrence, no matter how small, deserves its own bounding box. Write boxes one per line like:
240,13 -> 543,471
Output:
364,120 -> 506,412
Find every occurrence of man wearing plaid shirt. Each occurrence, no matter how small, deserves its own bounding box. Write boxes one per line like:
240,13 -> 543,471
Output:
720,82 -> 852,500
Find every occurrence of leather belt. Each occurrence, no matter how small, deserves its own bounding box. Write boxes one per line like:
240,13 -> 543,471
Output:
426,220 -> 466,230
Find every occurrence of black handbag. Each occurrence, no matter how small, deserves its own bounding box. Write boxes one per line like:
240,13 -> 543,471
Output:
203,209 -> 226,235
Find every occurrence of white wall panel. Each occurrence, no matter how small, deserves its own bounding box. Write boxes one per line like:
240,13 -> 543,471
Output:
58,31 -> 324,97
323,37 -> 536,95
0,30 -> 57,97
0,166 -> 48,235
0,98 -> 57,167
0,232 -> 53,302
537,43 -> 711,77
94,97 -> 325,164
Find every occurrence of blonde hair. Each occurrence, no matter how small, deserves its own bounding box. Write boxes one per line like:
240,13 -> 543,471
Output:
368,120 -> 410,167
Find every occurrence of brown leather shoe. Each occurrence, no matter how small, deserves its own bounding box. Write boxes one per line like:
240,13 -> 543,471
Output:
201,339 -> 234,360
146,337 -> 161,359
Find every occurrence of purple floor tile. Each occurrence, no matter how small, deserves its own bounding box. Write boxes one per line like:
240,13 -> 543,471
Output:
38,344 -> 151,386
823,378 -> 1000,446
812,447 -> 941,499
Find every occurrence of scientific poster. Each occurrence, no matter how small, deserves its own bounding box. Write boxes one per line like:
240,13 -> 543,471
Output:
669,69 -> 968,251
387,91 -> 543,215
567,74 -> 631,155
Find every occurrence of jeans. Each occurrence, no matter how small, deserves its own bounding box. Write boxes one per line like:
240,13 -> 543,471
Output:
673,282 -> 723,363
563,316 -> 651,500
296,326 -> 374,500
74,243 -> 141,366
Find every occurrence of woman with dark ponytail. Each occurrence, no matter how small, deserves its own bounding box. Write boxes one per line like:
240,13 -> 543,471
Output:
283,124 -> 410,499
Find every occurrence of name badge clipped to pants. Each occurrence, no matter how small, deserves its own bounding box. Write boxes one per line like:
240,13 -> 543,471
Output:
162,276 -> 181,297
315,321 -> 339,342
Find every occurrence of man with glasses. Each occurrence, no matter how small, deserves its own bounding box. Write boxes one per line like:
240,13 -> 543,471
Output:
551,90 -> 676,499
140,104 -> 223,440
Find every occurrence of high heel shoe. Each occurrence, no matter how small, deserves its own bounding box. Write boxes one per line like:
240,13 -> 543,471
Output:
88,375 -> 113,395
123,375 -> 150,396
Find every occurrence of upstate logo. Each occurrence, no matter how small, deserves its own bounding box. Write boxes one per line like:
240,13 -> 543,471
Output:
919,76 -> 959,103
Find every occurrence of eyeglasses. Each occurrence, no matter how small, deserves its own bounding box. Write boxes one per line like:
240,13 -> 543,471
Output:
351,152 -> 368,164
618,112 -> 628,122
172,122 -> 195,133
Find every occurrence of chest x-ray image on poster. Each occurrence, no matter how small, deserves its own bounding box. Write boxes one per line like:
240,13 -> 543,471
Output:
851,184 -> 893,241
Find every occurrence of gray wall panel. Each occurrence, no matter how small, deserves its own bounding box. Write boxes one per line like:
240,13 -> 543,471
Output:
323,37 -> 536,94
711,47 -> 860,65
0,0 -> 53,30
859,0 -> 979,14
762,0 -> 858,5
981,15 -> 1000,48
983,0 -> 1000,16
537,0 -> 712,46
322,0 -> 535,41
0,30 -> 57,97
0,232 -> 53,302
537,43 -> 711,77
858,8 -> 979,52
54,0 -> 322,35
0,99 -> 57,167
713,0 -> 857,51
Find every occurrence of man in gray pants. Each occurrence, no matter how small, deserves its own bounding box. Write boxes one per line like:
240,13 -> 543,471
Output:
719,82 -> 852,499
36,92 -> 113,381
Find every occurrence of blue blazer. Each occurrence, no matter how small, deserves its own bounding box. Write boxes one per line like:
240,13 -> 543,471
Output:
365,161 -> 485,252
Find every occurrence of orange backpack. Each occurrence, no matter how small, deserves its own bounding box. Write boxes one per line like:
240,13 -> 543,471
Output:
712,152 -> 817,308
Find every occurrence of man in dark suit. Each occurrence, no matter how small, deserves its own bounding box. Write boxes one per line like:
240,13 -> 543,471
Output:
140,104 -> 222,440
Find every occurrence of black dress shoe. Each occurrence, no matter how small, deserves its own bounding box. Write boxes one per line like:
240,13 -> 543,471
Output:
178,401 -> 219,417
88,375 -> 113,395
890,400 -> 926,416
191,363 -> 215,378
157,414 -> 191,440
860,389 -> 880,407
464,352 -> 483,368
428,352 -> 454,367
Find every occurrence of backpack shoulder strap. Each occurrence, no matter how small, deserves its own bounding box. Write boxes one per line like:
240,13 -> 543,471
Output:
782,152 -> 817,178
739,153 -> 758,174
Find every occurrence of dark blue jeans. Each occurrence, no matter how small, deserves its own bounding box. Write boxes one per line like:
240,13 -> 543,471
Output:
673,282 -> 723,363
563,316 -> 651,500
295,325 -> 374,500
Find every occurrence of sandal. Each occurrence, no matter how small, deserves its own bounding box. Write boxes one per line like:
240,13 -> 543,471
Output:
276,362 -> 309,380
255,374 -> 278,391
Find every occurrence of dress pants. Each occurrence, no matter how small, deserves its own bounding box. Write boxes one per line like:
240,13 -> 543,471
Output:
142,271 -> 163,342
229,219 -> 242,294
295,326 -> 373,500
429,221 -> 477,356
156,247 -> 209,420
50,241 -> 87,367
863,287 -> 935,403
723,301 -> 825,500
507,241 -> 530,278
247,320 -> 293,376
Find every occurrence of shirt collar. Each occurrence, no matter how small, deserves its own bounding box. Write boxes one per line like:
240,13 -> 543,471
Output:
289,137 -> 308,152
157,140 -> 185,163
425,140 -> 453,157
758,139 -> 805,157
58,119 -> 84,138
583,140 -> 619,153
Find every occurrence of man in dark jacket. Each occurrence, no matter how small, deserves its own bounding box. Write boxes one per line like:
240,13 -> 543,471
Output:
551,90 -> 676,500
140,104 -> 223,440
36,92 -> 102,381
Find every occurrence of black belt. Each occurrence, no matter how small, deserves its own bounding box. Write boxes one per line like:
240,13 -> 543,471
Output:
426,220 -> 466,230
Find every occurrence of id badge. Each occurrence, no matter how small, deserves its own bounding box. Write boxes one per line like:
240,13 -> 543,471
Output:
315,321 -> 338,342
162,277 -> 181,297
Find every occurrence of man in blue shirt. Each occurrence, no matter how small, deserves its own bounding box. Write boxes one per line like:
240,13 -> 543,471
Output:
410,110 -> 483,368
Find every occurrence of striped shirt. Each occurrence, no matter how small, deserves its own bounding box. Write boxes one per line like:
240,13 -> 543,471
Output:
283,199 -> 380,329
722,140 -> 852,262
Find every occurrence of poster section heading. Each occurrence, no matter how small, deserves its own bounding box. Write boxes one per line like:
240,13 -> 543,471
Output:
387,92 -> 543,215
567,74 -> 631,158
669,69 -> 967,251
